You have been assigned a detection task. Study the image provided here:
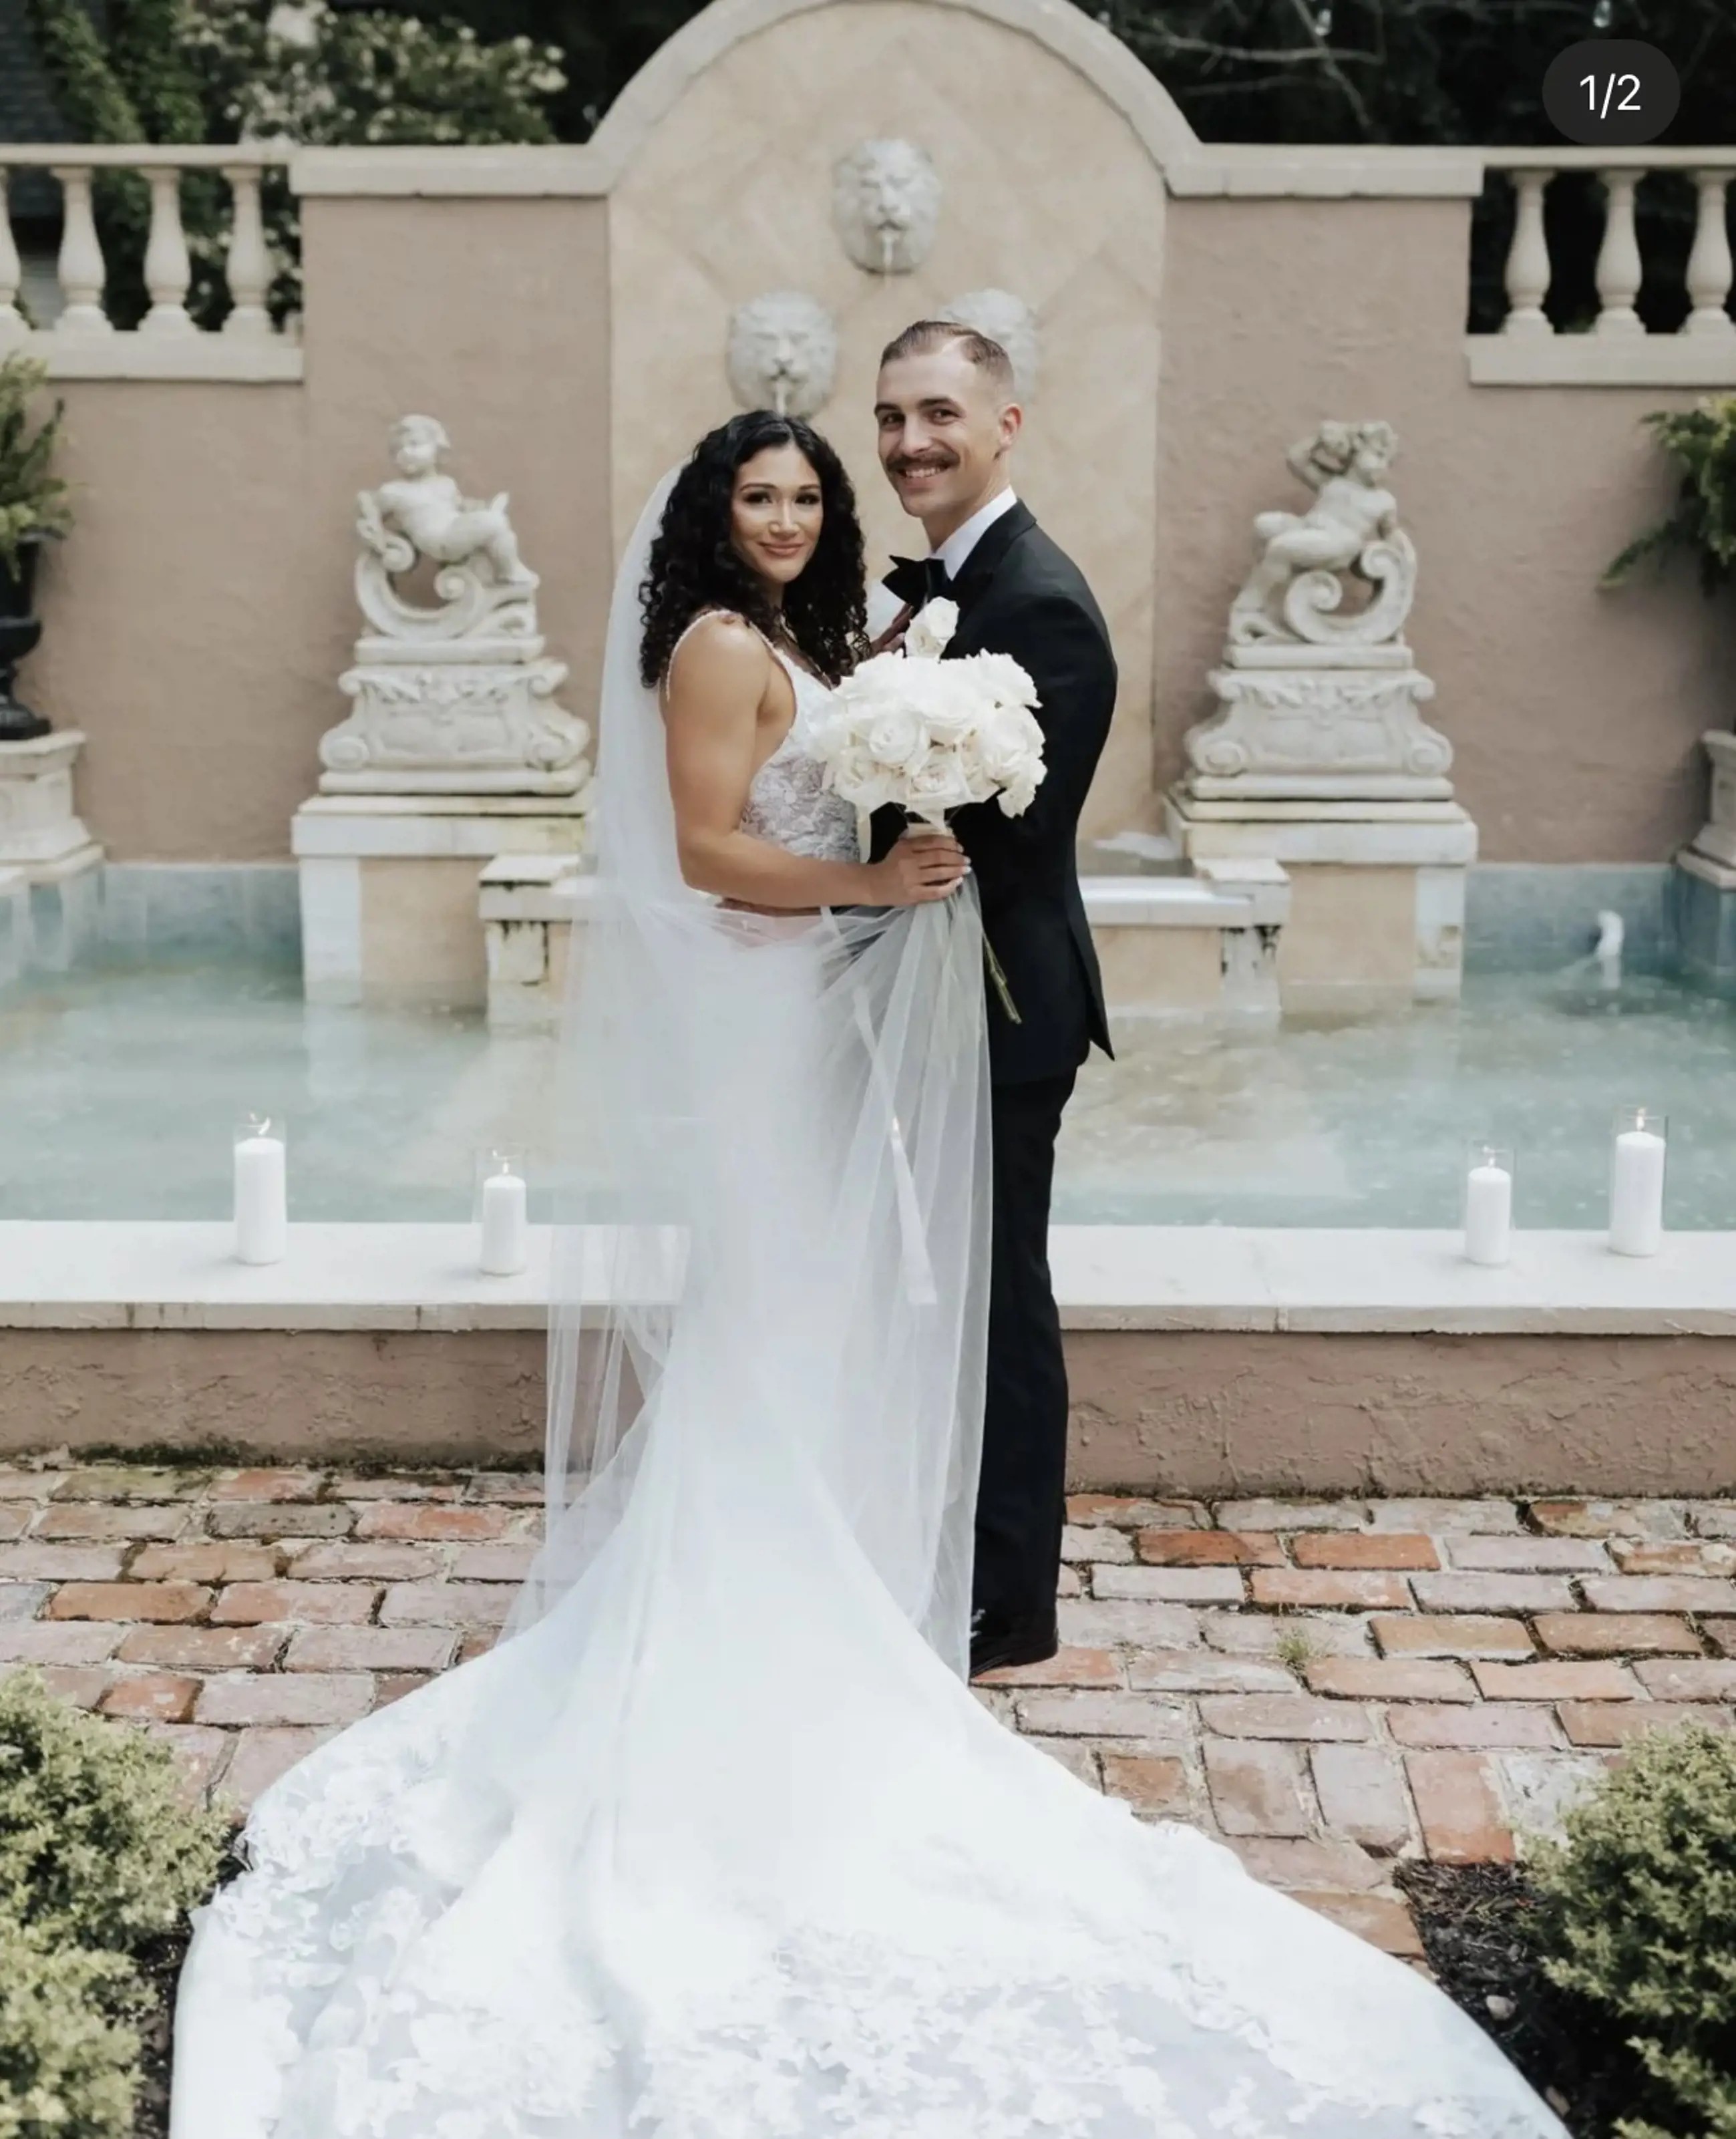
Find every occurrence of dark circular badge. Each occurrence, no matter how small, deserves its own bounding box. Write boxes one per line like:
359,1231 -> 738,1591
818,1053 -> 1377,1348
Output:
1542,39 -> 1680,146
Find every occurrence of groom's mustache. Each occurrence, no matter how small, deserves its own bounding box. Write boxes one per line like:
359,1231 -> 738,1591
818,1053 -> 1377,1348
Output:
892,454 -> 958,475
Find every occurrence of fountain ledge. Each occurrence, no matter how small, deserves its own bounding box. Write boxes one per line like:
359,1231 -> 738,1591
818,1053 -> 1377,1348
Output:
5,1222 -> 1736,1337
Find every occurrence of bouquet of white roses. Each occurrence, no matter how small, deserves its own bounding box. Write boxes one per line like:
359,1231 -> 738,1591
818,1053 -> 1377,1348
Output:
811,597 -> 1045,828
808,597 -> 1045,1019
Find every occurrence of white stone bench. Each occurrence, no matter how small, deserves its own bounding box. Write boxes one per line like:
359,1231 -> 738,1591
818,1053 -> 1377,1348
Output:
477,858 -> 1293,1030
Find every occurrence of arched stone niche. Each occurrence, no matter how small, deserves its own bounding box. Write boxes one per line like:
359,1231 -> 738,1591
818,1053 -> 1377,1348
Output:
597,0 -> 1192,835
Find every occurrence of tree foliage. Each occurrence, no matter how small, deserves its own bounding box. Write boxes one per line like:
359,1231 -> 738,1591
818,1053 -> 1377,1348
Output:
25,0 -> 1735,335
393,0 -> 1736,154
395,0 -> 1736,333
25,0 -> 564,324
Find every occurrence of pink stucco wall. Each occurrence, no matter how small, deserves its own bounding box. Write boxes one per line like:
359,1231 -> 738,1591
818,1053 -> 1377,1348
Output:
1156,196 -> 1736,862
27,196 -> 612,860
21,182 -> 1734,863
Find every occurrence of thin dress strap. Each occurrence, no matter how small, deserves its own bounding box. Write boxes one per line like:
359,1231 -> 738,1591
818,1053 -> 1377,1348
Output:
661,609 -> 779,701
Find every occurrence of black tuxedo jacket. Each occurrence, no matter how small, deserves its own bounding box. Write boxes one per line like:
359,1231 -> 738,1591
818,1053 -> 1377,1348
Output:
871,501 -> 1116,1085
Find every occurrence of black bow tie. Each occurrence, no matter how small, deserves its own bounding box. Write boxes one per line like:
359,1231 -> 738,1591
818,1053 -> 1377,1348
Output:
884,555 -> 953,609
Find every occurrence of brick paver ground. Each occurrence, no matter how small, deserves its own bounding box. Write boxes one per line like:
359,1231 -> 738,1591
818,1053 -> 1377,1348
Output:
5,1458 -> 1735,1956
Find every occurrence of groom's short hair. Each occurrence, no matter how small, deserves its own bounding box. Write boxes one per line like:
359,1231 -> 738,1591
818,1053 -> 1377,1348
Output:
880,320 -> 1015,397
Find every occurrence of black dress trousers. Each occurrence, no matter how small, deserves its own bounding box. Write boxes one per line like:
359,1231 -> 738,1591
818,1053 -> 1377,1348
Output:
975,1067 -> 1078,1627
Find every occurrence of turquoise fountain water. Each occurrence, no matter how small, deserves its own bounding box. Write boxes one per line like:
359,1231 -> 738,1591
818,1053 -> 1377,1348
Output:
5,951 -> 1736,1228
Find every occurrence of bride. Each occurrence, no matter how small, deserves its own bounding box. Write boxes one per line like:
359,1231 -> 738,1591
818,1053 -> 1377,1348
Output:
170,411 -> 1566,2139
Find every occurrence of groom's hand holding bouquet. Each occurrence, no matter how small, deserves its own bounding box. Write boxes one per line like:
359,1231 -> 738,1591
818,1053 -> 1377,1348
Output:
810,597 -> 1046,1019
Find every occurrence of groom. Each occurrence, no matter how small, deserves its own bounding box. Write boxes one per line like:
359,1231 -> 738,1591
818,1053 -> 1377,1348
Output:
871,320 -> 1117,1679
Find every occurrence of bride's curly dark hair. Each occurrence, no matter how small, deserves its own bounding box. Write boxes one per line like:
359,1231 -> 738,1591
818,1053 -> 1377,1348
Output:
639,412 -> 869,689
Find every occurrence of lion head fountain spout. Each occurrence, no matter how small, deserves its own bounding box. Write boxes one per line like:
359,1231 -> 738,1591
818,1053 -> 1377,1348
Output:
725,293 -> 838,420
832,139 -> 941,277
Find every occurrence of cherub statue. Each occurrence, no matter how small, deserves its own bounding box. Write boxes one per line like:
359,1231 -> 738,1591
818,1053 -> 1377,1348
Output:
1228,420 -> 1415,647
359,415 -> 536,594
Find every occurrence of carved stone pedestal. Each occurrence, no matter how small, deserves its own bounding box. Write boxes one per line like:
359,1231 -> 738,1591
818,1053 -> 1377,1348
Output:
1186,644 -> 1453,802
0,730 -> 104,879
1174,645 -> 1471,1007
1673,730 -> 1736,994
1166,791 -> 1476,1010
321,631 -> 588,797
293,794 -> 587,1009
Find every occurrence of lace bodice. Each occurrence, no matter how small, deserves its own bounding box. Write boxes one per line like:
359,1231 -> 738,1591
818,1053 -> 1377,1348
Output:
667,611 -> 858,864
741,649 -> 858,862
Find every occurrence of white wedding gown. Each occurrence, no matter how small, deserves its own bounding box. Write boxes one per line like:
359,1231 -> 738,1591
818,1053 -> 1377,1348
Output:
170,509 -> 1567,2139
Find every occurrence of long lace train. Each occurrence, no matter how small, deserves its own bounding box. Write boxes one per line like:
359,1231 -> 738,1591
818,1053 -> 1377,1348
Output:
172,1382 -> 1564,2139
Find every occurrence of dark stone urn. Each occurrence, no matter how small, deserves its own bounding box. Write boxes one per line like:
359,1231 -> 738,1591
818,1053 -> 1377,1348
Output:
0,537 -> 51,743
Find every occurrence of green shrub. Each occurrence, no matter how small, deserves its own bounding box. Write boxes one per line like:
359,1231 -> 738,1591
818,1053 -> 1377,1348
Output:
0,1673 -> 226,2139
1530,1720 -> 1736,2139
0,1670 -> 225,1953
1605,396 -> 1736,598
0,356 -> 71,579
0,1921 -> 139,2139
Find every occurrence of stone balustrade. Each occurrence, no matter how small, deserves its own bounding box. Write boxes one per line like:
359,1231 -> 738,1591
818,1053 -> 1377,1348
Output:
0,144 -> 301,380
2,138 -> 1733,391
1472,148 -> 1736,386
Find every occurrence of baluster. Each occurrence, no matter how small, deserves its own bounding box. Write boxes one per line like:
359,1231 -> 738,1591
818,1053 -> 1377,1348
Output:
52,165 -> 112,334
1594,167 -> 1644,335
221,166 -> 272,339
0,170 -> 25,343
1685,170 -> 1735,339
1501,170 -> 1553,336
141,164 -> 194,335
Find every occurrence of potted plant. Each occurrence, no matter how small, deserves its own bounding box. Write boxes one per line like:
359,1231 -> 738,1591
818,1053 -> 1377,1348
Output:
1604,393 -> 1736,596
0,349 -> 73,743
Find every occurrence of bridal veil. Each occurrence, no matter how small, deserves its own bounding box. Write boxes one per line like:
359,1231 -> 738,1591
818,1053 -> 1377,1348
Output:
516,466 -> 994,1673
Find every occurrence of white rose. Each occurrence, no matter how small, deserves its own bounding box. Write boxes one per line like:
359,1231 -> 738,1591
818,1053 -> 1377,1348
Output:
973,702 -> 1045,788
825,742 -> 899,814
960,650 -> 1039,712
902,746 -> 981,822
995,768 -> 1043,818
846,649 -> 909,695
906,597 -> 959,660
900,662 -> 976,744
864,703 -> 928,774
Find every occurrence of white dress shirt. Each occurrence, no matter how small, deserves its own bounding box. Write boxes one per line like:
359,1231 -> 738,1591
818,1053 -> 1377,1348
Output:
932,486 -> 1019,580
864,488 -> 1021,645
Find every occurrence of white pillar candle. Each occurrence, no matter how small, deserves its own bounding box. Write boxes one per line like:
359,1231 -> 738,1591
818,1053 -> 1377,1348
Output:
479,1166 -> 529,1275
1463,1160 -> 1513,1267
233,1133 -> 287,1265
1608,1122 -> 1667,1257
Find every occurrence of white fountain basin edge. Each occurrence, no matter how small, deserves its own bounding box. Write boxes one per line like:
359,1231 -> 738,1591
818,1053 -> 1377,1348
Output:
4,1221 -> 1736,1336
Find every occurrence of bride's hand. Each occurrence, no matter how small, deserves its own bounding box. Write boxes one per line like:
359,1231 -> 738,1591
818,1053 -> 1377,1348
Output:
868,830 -> 969,906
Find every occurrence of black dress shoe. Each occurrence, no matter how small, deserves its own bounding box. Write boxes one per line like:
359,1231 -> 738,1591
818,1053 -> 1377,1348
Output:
969,1607 -> 1059,1679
